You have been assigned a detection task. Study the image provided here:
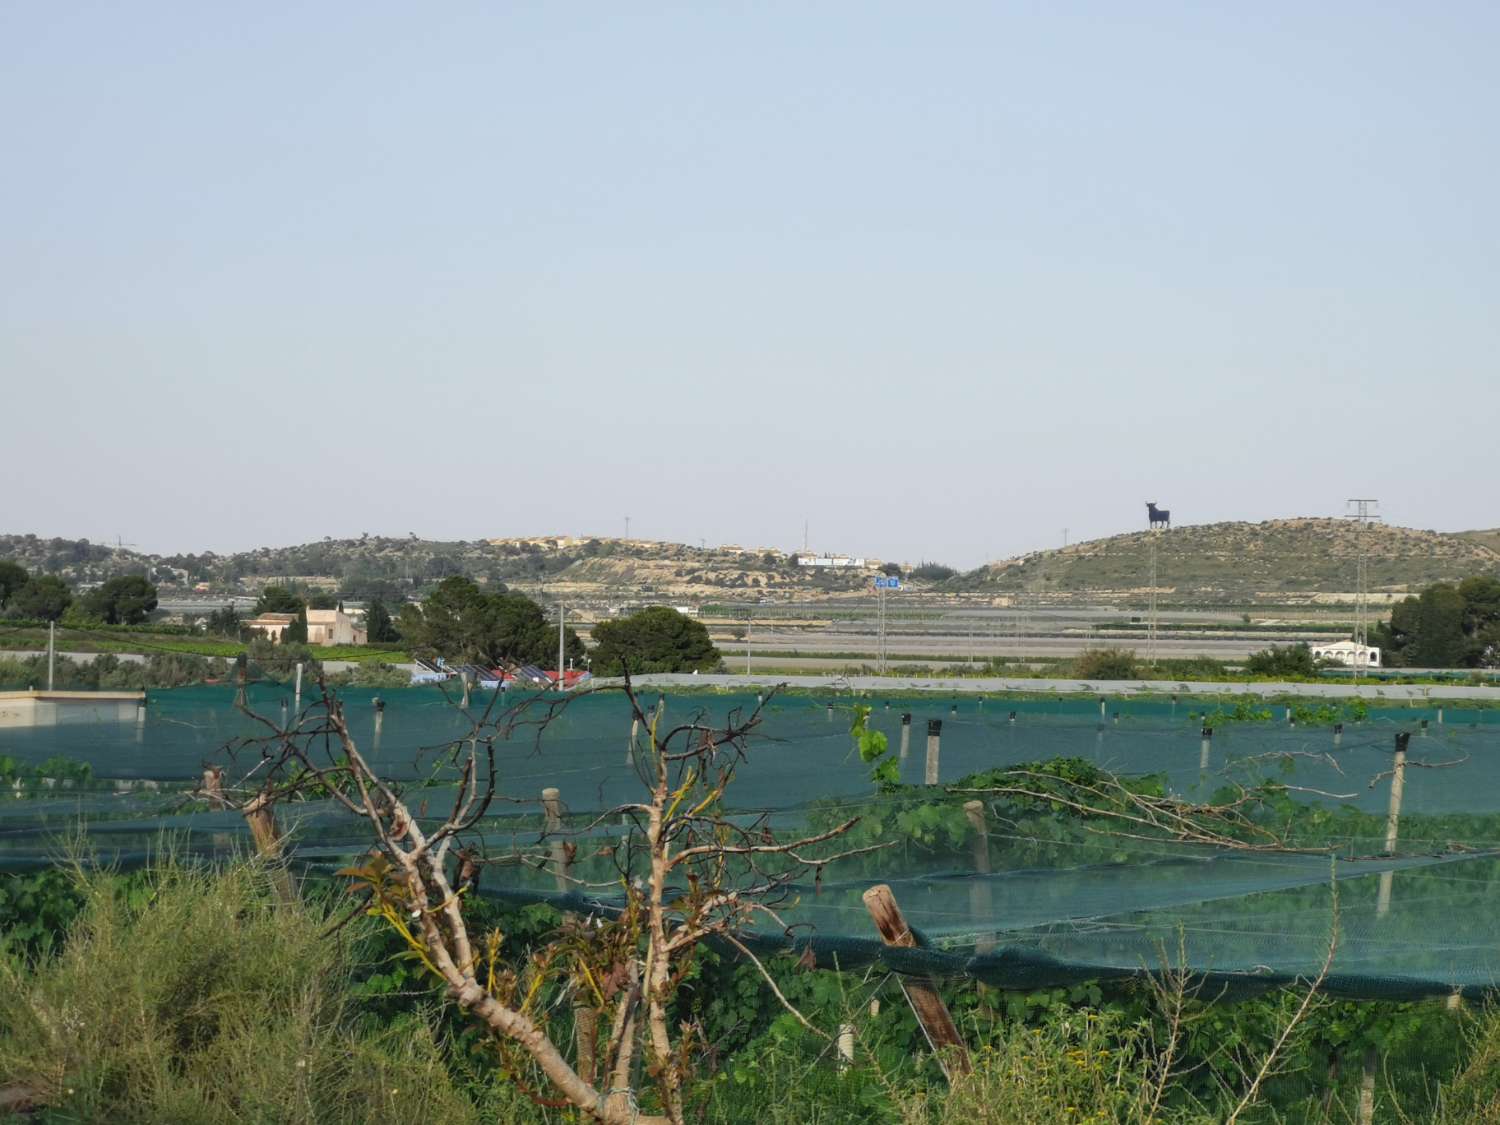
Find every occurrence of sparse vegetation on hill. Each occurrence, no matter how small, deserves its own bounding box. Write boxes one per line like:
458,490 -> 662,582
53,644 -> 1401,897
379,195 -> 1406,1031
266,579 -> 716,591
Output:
0,535 -> 896,603
951,518 -> 1500,604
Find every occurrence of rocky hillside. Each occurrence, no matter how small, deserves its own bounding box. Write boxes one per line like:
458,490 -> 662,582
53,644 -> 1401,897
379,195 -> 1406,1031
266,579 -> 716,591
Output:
1459,528 -> 1500,555
952,518 -> 1500,604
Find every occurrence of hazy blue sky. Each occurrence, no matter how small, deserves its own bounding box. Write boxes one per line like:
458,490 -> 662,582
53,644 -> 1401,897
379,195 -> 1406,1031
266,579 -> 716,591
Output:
3,3 -> 1495,567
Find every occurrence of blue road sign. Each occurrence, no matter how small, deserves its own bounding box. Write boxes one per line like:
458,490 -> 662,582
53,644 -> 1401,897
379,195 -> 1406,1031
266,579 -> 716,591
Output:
874,577 -> 902,590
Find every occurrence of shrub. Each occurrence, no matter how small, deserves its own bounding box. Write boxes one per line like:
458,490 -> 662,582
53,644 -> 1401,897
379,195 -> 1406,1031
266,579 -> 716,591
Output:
1071,647 -> 1140,680
1245,643 -> 1318,679
0,857 -> 489,1123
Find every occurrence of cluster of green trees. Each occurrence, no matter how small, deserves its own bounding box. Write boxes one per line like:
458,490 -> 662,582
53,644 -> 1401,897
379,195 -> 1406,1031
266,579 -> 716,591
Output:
396,577 -> 583,667
1069,643 -> 1325,682
392,581 -> 722,674
0,562 -> 157,626
242,585 -> 398,646
590,606 -> 721,675
1373,577 -> 1500,668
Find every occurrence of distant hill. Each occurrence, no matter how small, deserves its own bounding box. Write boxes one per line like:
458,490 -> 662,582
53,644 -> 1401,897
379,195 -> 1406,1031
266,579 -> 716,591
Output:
951,518 -> 1500,604
8,519 -> 1497,608
0,534 -> 897,602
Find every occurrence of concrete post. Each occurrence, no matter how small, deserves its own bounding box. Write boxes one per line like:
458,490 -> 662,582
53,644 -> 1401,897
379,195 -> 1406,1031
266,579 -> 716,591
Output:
964,799 -> 994,954
899,713 -> 911,759
1376,731 -> 1411,918
925,719 -> 942,785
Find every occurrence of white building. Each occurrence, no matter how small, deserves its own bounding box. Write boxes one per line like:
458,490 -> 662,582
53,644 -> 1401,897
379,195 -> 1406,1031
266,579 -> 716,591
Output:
1311,640 -> 1381,668
307,608 -> 367,646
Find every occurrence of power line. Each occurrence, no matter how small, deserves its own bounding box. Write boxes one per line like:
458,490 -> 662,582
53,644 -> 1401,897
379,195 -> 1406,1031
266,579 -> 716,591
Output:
1345,499 -> 1382,685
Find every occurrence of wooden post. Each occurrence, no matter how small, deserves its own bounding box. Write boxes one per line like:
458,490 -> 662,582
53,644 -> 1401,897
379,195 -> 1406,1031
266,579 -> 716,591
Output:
964,801 -> 995,955
925,720 -> 942,785
234,653 -> 248,707
200,766 -> 229,809
243,793 -> 283,859
899,713 -> 912,759
542,786 -> 597,1083
1359,1046 -> 1377,1125
542,786 -> 569,894
862,884 -> 970,1076
243,791 -> 296,903
461,671 -> 471,709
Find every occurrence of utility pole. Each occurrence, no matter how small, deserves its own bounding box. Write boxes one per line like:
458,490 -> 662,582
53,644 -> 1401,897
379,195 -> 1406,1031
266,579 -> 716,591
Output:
557,602 -> 566,691
1147,528 -> 1160,667
1346,499 -> 1381,686
47,620 -> 55,691
1062,528 -> 1069,548
624,515 -> 630,541
745,607 -> 753,675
